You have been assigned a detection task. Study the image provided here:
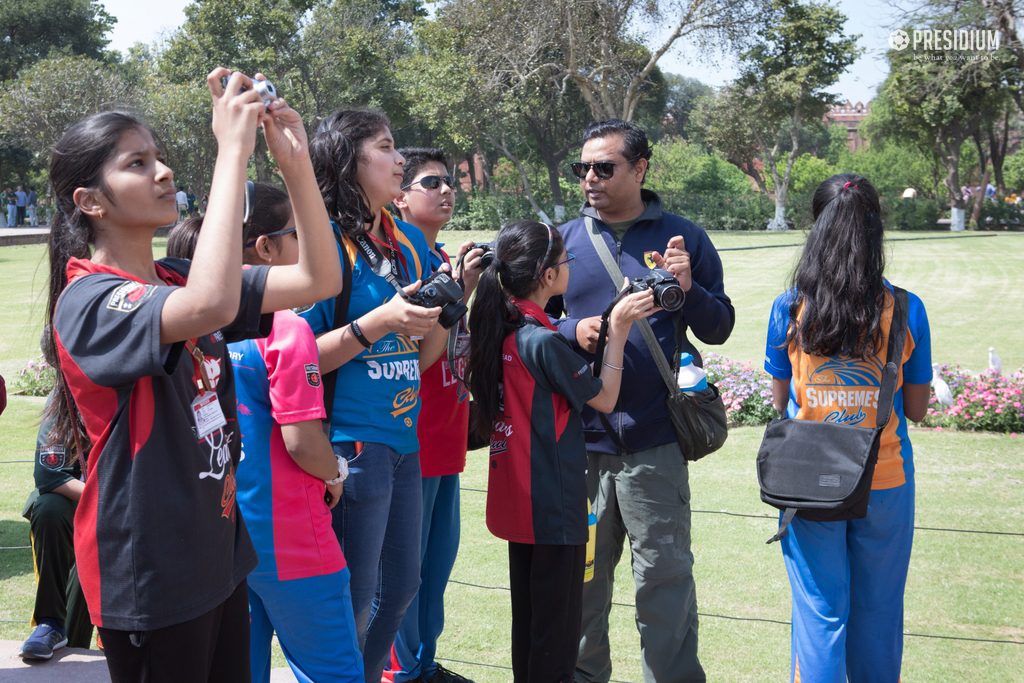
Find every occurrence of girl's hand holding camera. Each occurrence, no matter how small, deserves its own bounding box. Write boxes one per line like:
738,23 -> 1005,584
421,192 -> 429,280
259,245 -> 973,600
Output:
207,68 -> 268,159
610,276 -> 657,330
378,280 -> 443,338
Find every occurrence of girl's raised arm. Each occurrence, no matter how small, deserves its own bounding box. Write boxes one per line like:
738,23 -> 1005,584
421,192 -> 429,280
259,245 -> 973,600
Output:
159,68 -> 265,344
259,93 -> 342,313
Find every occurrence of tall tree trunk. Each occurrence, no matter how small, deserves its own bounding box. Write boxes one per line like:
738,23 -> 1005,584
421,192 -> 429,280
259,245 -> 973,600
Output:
464,153 -> 477,193
988,110 -> 1010,196
544,158 -> 566,224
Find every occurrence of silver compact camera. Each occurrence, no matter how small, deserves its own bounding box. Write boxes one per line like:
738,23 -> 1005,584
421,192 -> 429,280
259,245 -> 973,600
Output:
221,74 -> 277,107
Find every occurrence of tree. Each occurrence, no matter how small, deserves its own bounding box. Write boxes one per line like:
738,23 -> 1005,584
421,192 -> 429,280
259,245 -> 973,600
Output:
696,0 -> 860,230
659,74 -> 713,140
871,34 -> 1007,230
438,0 -> 763,123
0,0 -> 115,81
691,87 -> 770,195
0,55 -> 139,161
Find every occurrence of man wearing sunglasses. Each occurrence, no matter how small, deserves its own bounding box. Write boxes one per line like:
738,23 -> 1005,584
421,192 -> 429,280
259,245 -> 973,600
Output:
387,148 -> 480,683
547,120 -> 734,683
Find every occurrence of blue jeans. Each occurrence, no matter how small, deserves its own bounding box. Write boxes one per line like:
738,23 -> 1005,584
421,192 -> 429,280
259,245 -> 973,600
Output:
6,204 -> 16,227
332,441 -> 423,683
248,568 -> 363,683
392,474 -> 462,682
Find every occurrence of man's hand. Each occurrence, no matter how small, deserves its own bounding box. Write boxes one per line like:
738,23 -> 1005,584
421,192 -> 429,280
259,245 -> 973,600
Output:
576,315 -> 605,353
650,235 -> 692,292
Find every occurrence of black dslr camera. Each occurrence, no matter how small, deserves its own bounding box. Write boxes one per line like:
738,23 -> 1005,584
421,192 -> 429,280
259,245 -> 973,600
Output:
408,271 -> 468,329
626,269 -> 685,311
474,242 -> 495,269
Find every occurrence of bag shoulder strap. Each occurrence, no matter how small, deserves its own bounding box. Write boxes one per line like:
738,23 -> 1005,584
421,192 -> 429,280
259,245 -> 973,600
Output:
585,216 -> 677,394
323,230 -> 353,421
874,286 -> 909,431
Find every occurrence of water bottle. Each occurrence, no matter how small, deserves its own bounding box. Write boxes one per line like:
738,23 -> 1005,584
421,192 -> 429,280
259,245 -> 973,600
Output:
676,353 -> 708,395
584,503 -> 597,582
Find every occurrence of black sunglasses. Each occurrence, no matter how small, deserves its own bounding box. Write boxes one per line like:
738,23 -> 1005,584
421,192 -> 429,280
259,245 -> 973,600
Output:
245,227 -> 296,248
402,175 -> 457,191
569,160 -> 633,180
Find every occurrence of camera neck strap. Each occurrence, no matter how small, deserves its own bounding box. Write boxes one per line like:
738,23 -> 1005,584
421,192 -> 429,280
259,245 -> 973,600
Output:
352,232 -> 410,301
585,216 -> 678,394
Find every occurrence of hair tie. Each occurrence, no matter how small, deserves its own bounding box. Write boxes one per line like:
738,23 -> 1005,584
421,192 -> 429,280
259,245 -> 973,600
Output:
843,181 -> 858,190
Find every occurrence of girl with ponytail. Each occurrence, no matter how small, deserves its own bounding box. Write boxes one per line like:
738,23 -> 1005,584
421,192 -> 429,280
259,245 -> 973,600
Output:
764,173 -> 932,683
45,70 -> 342,683
465,220 -> 655,683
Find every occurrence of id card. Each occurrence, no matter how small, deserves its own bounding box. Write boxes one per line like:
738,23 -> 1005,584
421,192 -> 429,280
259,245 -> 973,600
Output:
191,391 -> 227,439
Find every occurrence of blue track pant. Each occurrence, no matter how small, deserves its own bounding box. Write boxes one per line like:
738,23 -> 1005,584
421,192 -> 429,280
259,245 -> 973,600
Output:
780,482 -> 914,683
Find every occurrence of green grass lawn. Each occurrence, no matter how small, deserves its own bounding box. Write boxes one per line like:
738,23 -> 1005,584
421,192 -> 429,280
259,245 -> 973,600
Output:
1,229 -> 1022,680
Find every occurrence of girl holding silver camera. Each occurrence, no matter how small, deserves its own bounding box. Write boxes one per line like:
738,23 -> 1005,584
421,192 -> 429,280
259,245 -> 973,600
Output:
42,69 -> 341,683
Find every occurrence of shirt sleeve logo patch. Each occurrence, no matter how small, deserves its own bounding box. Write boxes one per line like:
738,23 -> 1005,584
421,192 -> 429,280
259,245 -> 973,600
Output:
106,281 -> 156,312
39,445 -> 67,470
305,363 -> 321,387
643,251 -> 657,269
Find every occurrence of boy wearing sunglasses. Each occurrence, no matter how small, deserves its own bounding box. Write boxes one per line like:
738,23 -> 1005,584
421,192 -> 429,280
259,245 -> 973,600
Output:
547,120 -> 735,683
387,149 -> 481,683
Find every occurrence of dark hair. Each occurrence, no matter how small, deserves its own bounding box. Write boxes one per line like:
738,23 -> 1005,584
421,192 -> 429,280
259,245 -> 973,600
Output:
581,119 -> 653,183
44,110 -> 156,458
166,182 -> 291,263
785,173 -> 887,360
309,108 -> 390,238
466,220 -> 565,442
392,147 -> 449,221
166,216 -> 203,260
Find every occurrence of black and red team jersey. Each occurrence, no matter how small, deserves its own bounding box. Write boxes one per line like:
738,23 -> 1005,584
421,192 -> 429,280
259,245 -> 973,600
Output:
53,256 -> 270,631
486,299 -> 603,546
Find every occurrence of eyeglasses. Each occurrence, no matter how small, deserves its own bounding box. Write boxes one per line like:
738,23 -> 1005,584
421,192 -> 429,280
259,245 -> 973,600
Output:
244,227 -> 296,248
569,161 -> 632,180
401,175 -> 457,191
554,253 -> 575,270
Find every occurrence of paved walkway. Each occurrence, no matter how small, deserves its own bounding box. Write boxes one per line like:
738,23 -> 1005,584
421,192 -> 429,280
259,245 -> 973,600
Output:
0,640 -> 300,682
0,226 -> 49,247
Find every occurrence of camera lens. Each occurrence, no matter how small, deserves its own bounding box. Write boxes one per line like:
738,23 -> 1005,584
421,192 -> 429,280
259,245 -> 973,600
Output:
655,283 -> 685,311
438,302 -> 468,329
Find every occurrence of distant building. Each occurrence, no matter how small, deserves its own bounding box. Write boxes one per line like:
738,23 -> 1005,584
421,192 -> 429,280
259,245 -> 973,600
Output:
826,101 -> 871,152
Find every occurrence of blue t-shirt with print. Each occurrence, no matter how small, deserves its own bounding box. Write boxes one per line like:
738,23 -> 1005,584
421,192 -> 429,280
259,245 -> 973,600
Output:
298,215 -> 432,454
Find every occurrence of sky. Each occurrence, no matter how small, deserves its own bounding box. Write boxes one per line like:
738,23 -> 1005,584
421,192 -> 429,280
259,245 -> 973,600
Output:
100,0 -> 902,106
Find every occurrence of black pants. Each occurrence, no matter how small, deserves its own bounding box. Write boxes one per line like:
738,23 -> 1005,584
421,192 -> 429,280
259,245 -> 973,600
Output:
508,542 -> 585,683
16,205 -> 25,225
98,579 -> 251,683
28,492 -> 93,647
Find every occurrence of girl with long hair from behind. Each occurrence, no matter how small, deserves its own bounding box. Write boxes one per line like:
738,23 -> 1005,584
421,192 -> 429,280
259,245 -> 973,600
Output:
466,220 -> 655,683
764,173 -> 933,683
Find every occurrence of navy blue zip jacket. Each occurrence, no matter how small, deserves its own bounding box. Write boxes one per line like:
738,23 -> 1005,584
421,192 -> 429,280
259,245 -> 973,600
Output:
545,190 -> 734,455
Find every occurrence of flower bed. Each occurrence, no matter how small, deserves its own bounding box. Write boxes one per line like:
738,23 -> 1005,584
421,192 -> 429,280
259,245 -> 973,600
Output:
14,356 -> 56,397
703,352 -> 777,427
922,363 -> 1024,434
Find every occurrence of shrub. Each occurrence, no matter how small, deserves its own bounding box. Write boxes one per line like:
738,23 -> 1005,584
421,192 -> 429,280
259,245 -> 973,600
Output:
882,196 -> 944,231
703,352 -> 777,426
14,356 -> 56,396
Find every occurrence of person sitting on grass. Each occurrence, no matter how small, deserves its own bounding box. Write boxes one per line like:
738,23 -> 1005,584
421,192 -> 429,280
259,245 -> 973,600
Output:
19,390 -> 94,660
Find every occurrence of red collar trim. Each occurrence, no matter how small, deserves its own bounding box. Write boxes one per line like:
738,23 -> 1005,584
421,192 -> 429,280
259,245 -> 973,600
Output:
66,257 -> 186,286
512,298 -> 556,331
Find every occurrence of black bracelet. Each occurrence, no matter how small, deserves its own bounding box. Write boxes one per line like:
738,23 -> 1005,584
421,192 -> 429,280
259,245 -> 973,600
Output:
350,319 -> 372,349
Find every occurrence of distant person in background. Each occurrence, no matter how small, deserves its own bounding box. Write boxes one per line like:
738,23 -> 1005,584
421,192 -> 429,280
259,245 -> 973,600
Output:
5,187 -> 16,227
19,391 -> 94,660
385,147 -> 481,683
15,185 -> 27,226
27,187 -> 39,226
187,188 -> 198,216
175,185 -> 188,220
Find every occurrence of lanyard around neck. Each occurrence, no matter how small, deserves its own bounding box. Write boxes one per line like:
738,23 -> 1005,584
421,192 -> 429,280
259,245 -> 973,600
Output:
185,339 -> 213,394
